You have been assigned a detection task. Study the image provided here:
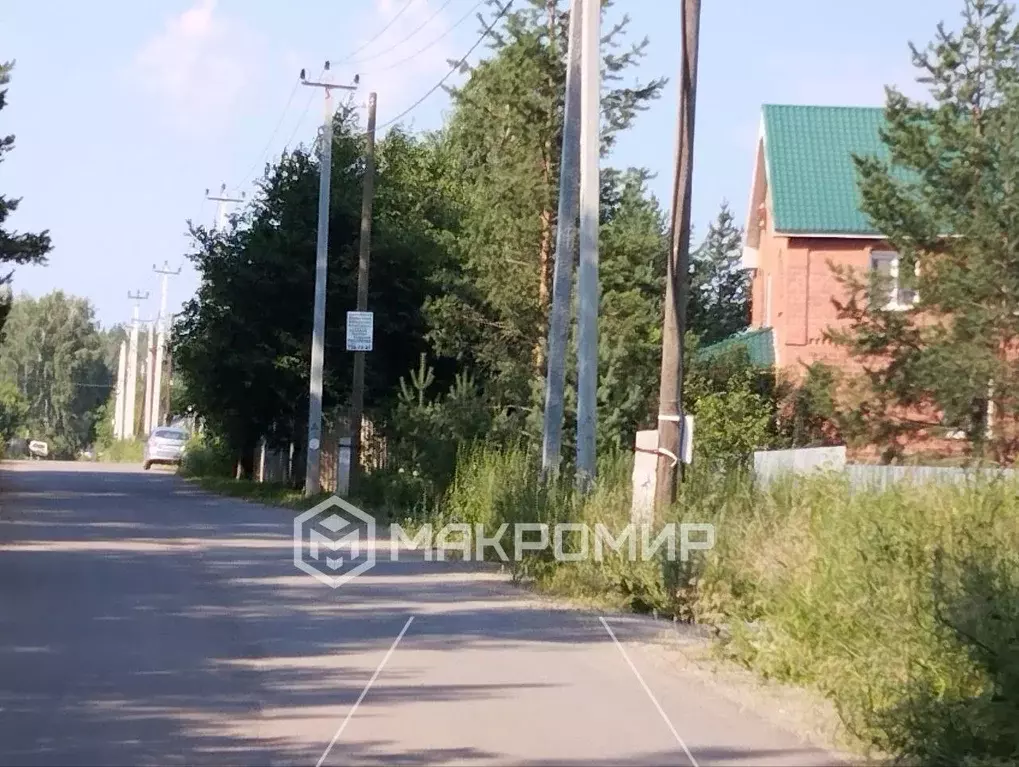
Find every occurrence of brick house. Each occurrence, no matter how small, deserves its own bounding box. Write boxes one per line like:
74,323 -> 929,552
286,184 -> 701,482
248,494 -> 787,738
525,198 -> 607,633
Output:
732,104 -> 914,375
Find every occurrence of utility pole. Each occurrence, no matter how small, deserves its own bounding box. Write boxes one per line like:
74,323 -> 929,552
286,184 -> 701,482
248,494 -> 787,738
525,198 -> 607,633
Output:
151,261 -> 181,431
575,0 -> 600,489
114,339 -> 127,440
301,62 -> 359,497
655,0 -> 701,512
125,291 -> 149,439
349,92 -> 377,483
143,320 -> 156,438
541,0 -> 583,479
206,184 -> 245,230
164,313 -> 175,427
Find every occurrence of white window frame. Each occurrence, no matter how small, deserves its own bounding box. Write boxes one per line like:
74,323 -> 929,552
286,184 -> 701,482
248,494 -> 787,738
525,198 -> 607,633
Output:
764,273 -> 773,327
870,251 -> 919,311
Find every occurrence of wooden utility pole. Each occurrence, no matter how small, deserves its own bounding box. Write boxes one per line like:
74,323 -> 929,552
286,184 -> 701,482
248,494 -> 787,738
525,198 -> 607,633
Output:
655,0 -> 701,512
164,313 -> 174,425
349,92 -> 378,483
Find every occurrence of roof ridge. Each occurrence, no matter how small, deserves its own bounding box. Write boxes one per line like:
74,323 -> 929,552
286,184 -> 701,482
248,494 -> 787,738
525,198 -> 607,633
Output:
762,103 -> 884,112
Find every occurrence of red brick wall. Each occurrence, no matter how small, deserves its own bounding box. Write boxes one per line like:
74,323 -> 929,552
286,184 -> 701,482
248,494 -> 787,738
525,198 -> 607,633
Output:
749,229 -> 890,377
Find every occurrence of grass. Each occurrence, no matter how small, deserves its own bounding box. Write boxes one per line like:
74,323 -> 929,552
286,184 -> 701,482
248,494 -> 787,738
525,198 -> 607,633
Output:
186,472 -> 414,524
95,439 -> 145,463
186,475 -> 332,511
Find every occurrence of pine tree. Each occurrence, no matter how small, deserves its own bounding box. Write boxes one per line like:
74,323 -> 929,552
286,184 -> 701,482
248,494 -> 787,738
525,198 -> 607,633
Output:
0,61 -> 51,335
832,0 -> 1019,461
688,201 -> 749,345
427,0 -> 666,410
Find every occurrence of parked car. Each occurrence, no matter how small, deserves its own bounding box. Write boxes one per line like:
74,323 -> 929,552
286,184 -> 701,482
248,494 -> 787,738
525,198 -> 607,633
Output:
143,427 -> 188,470
28,440 -> 48,460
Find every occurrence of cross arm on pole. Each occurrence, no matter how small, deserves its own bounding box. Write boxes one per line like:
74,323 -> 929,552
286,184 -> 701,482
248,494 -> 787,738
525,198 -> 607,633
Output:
300,61 -> 360,92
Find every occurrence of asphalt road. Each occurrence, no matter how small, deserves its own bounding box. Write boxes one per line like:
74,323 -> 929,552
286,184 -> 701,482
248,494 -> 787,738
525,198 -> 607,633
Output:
0,461 -> 847,766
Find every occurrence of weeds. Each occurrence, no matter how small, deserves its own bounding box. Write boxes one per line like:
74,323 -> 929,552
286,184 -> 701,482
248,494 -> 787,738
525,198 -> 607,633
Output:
95,439 -> 144,463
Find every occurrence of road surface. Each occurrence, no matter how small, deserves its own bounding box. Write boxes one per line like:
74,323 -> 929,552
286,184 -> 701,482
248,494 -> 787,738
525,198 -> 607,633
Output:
0,462 -> 847,766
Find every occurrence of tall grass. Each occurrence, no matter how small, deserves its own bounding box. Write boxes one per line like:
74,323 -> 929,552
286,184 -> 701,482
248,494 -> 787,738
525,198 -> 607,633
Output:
438,445 -> 1019,765
95,439 -> 144,463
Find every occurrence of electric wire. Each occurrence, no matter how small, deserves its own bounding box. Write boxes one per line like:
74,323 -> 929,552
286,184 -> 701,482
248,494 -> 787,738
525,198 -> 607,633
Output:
343,0 -> 462,67
336,0 -> 418,63
359,0 -> 485,75
242,79 -> 301,184
375,0 -> 513,131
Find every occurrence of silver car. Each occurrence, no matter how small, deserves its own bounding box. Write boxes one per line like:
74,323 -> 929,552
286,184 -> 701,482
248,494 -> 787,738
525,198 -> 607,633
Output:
143,427 -> 188,470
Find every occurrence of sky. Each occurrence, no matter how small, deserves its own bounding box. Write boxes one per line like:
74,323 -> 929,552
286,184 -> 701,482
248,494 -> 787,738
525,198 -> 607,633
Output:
1,0 -> 964,328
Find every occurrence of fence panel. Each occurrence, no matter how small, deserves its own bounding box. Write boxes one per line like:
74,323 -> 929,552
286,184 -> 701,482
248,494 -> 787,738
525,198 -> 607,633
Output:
753,446 -> 846,486
845,463 -> 1018,491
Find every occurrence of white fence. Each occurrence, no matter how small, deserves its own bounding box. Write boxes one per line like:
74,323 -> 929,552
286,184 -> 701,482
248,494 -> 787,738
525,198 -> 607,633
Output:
753,446 -> 845,484
753,446 -> 1018,490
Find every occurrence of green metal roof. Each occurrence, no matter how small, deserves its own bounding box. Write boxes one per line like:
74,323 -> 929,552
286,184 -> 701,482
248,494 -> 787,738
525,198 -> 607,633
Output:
763,104 -> 887,235
697,327 -> 775,368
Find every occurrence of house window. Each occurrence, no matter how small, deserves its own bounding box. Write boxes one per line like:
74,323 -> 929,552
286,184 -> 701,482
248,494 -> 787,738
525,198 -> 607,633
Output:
870,251 -> 918,310
764,273 -> 773,327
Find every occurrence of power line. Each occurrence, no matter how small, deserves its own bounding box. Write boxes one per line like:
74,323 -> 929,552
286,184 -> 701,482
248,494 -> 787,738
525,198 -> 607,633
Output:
242,79 -> 301,184
338,0 -> 419,63
376,0 -> 513,131
345,0 -> 463,67
283,66 -> 326,151
360,0 -> 484,75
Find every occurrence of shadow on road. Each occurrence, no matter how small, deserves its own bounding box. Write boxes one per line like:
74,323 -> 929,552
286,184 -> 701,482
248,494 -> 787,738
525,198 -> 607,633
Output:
0,464 -> 836,766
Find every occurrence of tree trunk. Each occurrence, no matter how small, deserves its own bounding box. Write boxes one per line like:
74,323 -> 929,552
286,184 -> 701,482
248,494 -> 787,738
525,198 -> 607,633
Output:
535,203 -> 554,375
234,439 -> 257,480
532,0 -> 559,378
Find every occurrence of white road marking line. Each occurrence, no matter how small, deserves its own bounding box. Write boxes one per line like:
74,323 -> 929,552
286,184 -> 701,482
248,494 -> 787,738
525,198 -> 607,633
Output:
599,616 -> 699,767
316,615 -> 415,767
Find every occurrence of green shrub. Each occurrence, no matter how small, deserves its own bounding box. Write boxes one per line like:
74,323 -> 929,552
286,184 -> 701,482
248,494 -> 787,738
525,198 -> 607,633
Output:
690,475 -> 1019,764
96,439 -> 144,463
179,433 -> 234,478
350,466 -> 436,523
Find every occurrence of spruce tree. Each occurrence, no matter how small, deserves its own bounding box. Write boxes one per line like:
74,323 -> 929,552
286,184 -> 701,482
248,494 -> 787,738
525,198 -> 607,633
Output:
428,0 -> 666,411
688,202 -> 749,345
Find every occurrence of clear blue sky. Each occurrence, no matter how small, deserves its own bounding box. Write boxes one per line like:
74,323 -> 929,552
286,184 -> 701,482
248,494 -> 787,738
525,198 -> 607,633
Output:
1,0 -> 960,327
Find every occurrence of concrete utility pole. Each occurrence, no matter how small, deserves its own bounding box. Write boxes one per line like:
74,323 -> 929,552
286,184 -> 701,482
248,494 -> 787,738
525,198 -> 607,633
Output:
349,91 -> 377,483
301,62 -> 359,496
575,0 -> 601,489
125,291 -> 149,439
143,320 -> 156,438
206,184 -> 245,231
655,0 -> 701,512
541,0 -> 583,479
164,314 -> 175,427
114,339 -> 127,440
151,261 -> 181,432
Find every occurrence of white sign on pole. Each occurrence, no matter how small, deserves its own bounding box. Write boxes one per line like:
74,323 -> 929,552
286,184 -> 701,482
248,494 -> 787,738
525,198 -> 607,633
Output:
346,311 -> 374,352
681,414 -> 694,465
